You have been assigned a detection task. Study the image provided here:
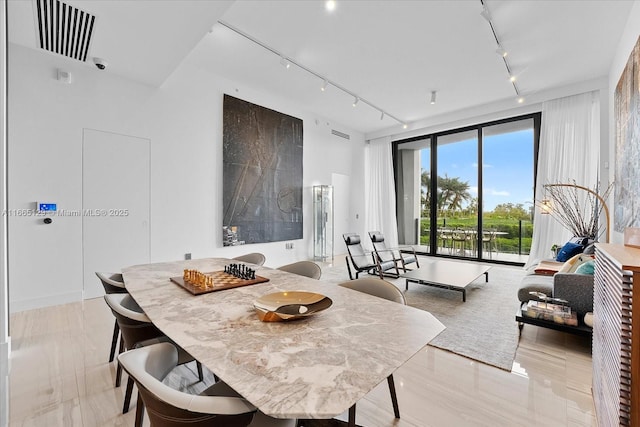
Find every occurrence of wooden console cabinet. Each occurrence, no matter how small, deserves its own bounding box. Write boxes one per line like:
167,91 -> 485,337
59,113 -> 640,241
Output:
593,243 -> 639,426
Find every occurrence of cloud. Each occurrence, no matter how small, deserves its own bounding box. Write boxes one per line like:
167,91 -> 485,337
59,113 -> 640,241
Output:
472,163 -> 493,168
489,189 -> 510,196
469,186 -> 478,195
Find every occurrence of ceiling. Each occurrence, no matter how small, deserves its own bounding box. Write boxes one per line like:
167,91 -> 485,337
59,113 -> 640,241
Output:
7,0 -> 635,135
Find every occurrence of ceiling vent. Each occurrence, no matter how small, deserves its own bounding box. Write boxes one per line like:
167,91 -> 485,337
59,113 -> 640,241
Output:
34,0 -> 96,62
331,129 -> 350,140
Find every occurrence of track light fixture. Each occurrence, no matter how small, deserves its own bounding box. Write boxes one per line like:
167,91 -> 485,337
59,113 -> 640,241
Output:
480,6 -> 491,22
480,0 -> 520,98
430,91 -> 437,105
217,20 -> 407,128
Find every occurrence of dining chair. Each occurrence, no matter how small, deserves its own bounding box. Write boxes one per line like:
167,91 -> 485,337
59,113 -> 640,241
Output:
368,231 -> 419,273
451,228 -> 469,256
337,277 -> 403,425
118,342 -> 297,427
104,294 -> 205,416
233,252 -> 266,266
277,261 -> 322,280
96,272 -> 127,363
482,229 -> 498,259
437,229 -> 451,255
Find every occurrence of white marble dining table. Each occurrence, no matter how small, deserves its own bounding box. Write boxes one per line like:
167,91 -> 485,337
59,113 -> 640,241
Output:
122,257 -> 445,421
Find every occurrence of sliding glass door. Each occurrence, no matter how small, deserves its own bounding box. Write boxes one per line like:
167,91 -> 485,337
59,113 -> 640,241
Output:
394,113 -> 539,264
436,130 -> 478,257
481,119 -> 535,262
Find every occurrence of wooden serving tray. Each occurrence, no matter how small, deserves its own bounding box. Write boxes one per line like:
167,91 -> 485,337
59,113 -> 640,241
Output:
170,270 -> 269,295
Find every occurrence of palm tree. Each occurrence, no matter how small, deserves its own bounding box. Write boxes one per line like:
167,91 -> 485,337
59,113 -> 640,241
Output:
420,170 -> 431,216
438,175 -> 471,212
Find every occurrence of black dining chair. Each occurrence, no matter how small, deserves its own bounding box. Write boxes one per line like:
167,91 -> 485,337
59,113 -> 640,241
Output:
96,272 -> 127,363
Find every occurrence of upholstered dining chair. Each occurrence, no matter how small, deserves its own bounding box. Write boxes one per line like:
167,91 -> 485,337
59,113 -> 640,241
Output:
118,342 -> 297,427
368,231 -> 419,273
338,277 -> 403,425
233,252 -> 266,266
96,272 -> 127,363
104,294 -> 204,415
277,261 -> 322,280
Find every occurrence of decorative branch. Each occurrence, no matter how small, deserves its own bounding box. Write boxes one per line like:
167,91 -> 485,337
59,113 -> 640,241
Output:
540,181 -> 613,242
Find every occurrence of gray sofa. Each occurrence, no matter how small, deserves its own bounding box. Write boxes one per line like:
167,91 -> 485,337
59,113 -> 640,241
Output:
517,265 -> 594,315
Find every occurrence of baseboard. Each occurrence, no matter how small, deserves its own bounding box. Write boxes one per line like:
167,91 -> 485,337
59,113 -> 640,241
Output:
10,291 -> 82,313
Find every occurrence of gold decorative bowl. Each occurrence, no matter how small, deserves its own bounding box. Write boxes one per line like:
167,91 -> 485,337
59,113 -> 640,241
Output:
254,291 -> 332,322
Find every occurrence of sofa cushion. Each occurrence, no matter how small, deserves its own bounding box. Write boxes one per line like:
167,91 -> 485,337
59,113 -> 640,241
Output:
517,274 -> 553,303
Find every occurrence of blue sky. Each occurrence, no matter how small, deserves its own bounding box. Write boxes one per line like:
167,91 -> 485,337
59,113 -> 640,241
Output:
421,129 -> 534,212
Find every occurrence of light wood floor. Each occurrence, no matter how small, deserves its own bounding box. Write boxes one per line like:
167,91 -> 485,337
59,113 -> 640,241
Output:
6,259 -> 595,426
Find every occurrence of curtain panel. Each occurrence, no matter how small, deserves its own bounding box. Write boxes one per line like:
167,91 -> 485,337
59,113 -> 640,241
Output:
364,136 -> 399,249
526,91 -> 600,267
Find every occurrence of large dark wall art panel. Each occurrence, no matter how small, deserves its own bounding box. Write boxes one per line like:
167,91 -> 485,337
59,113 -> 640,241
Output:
222,95 -> 303,245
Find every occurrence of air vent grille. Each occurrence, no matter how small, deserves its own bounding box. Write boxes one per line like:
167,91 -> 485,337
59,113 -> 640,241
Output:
34,0 -> 96,62
331,129 -> 350,140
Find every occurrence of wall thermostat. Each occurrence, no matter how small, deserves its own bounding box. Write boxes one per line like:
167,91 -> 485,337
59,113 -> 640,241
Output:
36,202 -> 57,212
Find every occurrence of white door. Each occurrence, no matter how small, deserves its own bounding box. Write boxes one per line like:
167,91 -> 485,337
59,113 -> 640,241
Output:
82,129 -> 150,299
332,173 -> 350,257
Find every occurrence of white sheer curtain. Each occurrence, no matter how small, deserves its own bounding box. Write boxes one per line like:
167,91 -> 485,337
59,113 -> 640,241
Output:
526,91 -> 600,267
364,136 -> 399,249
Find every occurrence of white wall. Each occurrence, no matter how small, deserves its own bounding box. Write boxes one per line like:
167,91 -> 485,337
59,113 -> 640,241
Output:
1,0 -> 11,421
8,43 -> 364,312
608,0 -> 640,244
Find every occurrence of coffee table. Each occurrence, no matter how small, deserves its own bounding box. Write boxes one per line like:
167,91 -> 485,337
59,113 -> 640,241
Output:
402,260 -> 490,302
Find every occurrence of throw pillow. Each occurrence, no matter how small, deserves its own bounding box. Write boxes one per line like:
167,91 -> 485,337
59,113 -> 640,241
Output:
558,253 -> 583,273
559,254 -> 595,273
575,260 -> 595,275
556,241 -> 584,262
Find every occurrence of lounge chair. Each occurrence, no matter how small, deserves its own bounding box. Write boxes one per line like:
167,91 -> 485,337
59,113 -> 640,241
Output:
343,233 -> 399,280
368,231 -> 419,273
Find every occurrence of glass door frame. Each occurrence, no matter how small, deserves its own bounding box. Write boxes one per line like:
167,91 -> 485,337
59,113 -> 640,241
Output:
392,112 -> 541,266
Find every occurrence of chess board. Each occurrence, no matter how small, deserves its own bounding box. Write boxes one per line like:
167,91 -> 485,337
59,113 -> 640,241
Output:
170,270 -> 269,295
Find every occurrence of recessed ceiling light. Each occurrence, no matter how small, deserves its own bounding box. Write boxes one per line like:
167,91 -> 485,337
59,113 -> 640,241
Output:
326,0 -> 336,12
402,123 -> 408,129
352,97 -> 359,107
430,91 -> 437,105
321,80 -> 328,91
517,97 -> 525,104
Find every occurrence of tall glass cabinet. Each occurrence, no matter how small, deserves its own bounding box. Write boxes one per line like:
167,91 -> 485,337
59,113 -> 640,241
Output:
313,185 -> 334,261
